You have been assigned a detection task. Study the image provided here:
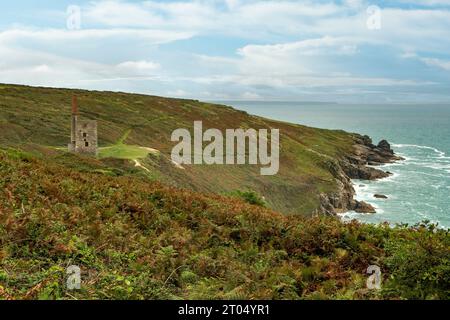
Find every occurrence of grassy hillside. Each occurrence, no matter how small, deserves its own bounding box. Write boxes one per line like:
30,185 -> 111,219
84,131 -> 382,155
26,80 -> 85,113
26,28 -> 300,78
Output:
0,149 -> 448,300
0,85 -> 449,300
0,84 -> 356,215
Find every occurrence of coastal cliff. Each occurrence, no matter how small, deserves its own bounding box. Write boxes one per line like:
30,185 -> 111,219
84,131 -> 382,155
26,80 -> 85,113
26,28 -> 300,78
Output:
319,135 -> 403,215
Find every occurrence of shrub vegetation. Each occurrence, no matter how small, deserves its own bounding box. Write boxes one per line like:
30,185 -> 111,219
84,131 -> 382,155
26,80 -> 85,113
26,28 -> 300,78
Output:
0,149 -> 448,300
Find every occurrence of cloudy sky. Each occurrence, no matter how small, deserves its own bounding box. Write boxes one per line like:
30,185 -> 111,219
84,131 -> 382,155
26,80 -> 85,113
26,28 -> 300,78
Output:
1,0 -> 450,103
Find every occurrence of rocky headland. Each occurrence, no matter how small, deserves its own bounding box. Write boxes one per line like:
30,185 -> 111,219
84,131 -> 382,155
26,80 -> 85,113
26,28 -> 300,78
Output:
319,135 -> 403,215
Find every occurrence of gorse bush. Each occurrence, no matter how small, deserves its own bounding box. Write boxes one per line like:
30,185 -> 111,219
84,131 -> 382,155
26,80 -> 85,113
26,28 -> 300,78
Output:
0,149 -> 449,300
381,223 -> 450,299
227,190 -> 267,207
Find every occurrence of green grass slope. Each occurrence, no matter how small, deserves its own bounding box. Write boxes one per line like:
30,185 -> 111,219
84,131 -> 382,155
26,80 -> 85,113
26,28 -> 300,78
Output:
0,84 -> 356,215
0,149 -> 448,300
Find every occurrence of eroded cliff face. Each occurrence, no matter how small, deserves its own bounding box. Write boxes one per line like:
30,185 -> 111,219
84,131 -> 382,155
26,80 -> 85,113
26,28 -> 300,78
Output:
319,135 -> 403,216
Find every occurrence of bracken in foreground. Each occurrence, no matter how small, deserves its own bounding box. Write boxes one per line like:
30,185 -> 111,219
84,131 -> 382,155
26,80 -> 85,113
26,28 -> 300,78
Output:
0,149 -> 449,300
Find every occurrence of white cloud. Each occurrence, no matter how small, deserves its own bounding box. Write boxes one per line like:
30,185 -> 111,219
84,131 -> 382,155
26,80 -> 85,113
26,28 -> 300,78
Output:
0,43 -> 163,88
32,64 -> 52,73
76,1 -> 450,52
0,25 -> 178,89
80,0 -> 344,38
400,51 -> 450,72
238,37 -> 360,58
420,58 -> 450,71
84,0 -> 166,27
0,28 -> 193,45
209,37 -> 368,87
116,60 -> 160,76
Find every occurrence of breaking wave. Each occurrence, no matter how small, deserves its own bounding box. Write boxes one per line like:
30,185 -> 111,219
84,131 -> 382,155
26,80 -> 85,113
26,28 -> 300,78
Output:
344,143 -> 450,228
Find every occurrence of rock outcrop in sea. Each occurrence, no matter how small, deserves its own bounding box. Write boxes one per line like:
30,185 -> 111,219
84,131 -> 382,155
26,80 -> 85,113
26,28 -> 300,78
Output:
319,135 -> 403,215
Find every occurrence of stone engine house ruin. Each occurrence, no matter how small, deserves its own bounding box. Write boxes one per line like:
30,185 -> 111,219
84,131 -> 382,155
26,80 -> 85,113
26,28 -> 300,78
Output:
68,96 -> 98,156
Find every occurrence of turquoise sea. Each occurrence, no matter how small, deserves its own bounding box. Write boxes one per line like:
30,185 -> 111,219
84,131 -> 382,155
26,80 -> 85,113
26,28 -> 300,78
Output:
223,101 -> 450,229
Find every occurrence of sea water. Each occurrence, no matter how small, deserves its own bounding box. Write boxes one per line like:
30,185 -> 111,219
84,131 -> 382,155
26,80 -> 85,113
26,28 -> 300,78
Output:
222,102 -> 450,229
